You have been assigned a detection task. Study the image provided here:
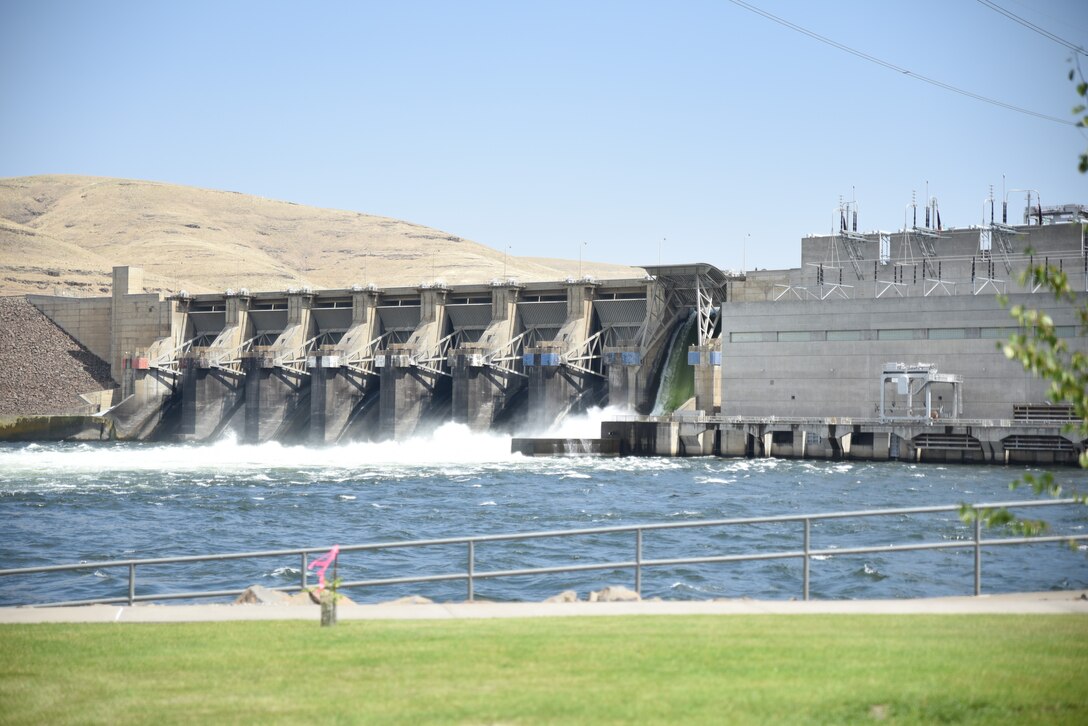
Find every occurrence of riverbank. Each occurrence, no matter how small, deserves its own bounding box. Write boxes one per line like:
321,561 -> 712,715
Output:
3,590 -> 1086,623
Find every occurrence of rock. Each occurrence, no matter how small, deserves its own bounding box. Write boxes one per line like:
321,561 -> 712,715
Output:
543,590 -> 579,603
588,585 -> 640,602
287,590 -> 319,606
283,589 -> 356,606
233,585 -> 290,605
384,595 -> 434,605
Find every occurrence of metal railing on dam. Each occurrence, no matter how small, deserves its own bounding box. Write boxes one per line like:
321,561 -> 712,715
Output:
1,499 -> 1084,608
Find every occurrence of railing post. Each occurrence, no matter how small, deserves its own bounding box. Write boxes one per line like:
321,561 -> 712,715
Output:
635,528 -> 643,596
467,540 -> 475,602
974,512 -> 982,596
128,563 -> 135,606
803,518 -> 810,601
301,552 -> 308,591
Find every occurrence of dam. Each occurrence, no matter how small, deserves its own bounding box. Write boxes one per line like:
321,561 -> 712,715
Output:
17,263 -> 730,444
8,199 -> 1088,465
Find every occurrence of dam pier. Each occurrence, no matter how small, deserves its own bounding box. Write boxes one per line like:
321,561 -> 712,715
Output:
8,201 -> 1087,465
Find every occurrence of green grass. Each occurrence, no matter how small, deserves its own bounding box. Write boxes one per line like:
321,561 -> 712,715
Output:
1,615 -> 1086,724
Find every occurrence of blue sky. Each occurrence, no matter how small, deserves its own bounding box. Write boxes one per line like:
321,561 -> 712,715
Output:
2,0 -> 1085,272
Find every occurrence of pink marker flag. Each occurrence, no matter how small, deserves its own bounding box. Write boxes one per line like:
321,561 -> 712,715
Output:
307,545 -> 340,593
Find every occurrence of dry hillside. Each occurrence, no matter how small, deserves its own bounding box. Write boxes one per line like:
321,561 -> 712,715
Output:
0,175 -> 642,296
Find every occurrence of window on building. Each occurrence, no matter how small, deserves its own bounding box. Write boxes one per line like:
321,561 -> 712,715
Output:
729,332 -> 763,343
980,327 -> 1018,339
928,328 -> 966,340
877,329 -> 915,341
777,331 -> 813,342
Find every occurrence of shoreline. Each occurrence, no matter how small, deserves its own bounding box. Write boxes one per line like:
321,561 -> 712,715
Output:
2,590 -> 1086,624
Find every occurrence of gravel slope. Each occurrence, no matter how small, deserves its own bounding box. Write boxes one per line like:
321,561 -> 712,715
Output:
0,296 -> 115,415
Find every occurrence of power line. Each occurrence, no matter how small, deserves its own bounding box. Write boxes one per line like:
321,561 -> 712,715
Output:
725,0 -> 1075,127
1002,0 -> 1088,39
975,0 -> 1086,56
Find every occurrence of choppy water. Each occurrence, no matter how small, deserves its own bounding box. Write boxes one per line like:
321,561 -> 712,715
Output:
1,417 -> 1086,605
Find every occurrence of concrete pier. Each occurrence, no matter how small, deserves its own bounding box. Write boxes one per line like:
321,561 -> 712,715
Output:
688,344 -> 722,416
308,290 -> 381,444
241,291 -> 313,443
525,351 -> 605,430
378,363 -> 451,439
243,355 -> 310,443
597,418 -> 681,456
602,281 -> 672,413
524,281 -> 607,430
450,284 -> 525,430
377,287 -> 451,440
309,354 -> 377,443
451,355 -> 525,430
178,292 -> 252,441
179,361 -> 246,440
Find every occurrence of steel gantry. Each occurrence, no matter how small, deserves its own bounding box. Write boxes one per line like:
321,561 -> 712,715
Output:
641,263 -> 735,346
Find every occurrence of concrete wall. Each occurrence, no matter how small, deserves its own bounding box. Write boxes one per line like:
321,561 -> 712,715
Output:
26,295 -> 112,364
720,293 -> 1087,420
29,266 -> 175,383
728,269 -> 801,302
110,266 -> 173,381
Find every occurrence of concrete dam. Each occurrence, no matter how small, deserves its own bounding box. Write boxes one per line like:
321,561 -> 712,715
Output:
66,264 -> 732,444
10,200 -> 1088,465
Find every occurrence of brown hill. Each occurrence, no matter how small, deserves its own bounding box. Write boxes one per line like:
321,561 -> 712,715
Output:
0,175 -> 642,296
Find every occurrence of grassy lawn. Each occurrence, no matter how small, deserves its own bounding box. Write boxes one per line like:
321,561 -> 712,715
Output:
1,615 -> 1086,724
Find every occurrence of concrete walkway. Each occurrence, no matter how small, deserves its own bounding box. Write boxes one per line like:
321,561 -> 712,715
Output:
2,590 -> 1086,624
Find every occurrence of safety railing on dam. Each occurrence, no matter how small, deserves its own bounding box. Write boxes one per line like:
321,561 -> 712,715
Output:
1,499 -> 1084,608
611,412 -> 1081,428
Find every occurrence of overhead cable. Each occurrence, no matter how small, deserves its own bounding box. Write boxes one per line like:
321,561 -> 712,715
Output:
975,0 -> 1086,55
725,0 -> 1075,127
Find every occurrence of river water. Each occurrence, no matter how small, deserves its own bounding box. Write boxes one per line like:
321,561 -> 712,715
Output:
2,415 -> 1086,606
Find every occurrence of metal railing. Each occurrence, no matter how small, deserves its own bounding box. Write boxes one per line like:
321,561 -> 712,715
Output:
1,499 -> 1084,608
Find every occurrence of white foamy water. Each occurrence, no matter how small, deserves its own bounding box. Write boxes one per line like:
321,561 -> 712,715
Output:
0,422 -> 517,474
0,409 -> 652,478
525,405 -> 630,440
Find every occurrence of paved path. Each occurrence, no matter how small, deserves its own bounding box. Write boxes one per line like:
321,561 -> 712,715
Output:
2,590 -> 1086,624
